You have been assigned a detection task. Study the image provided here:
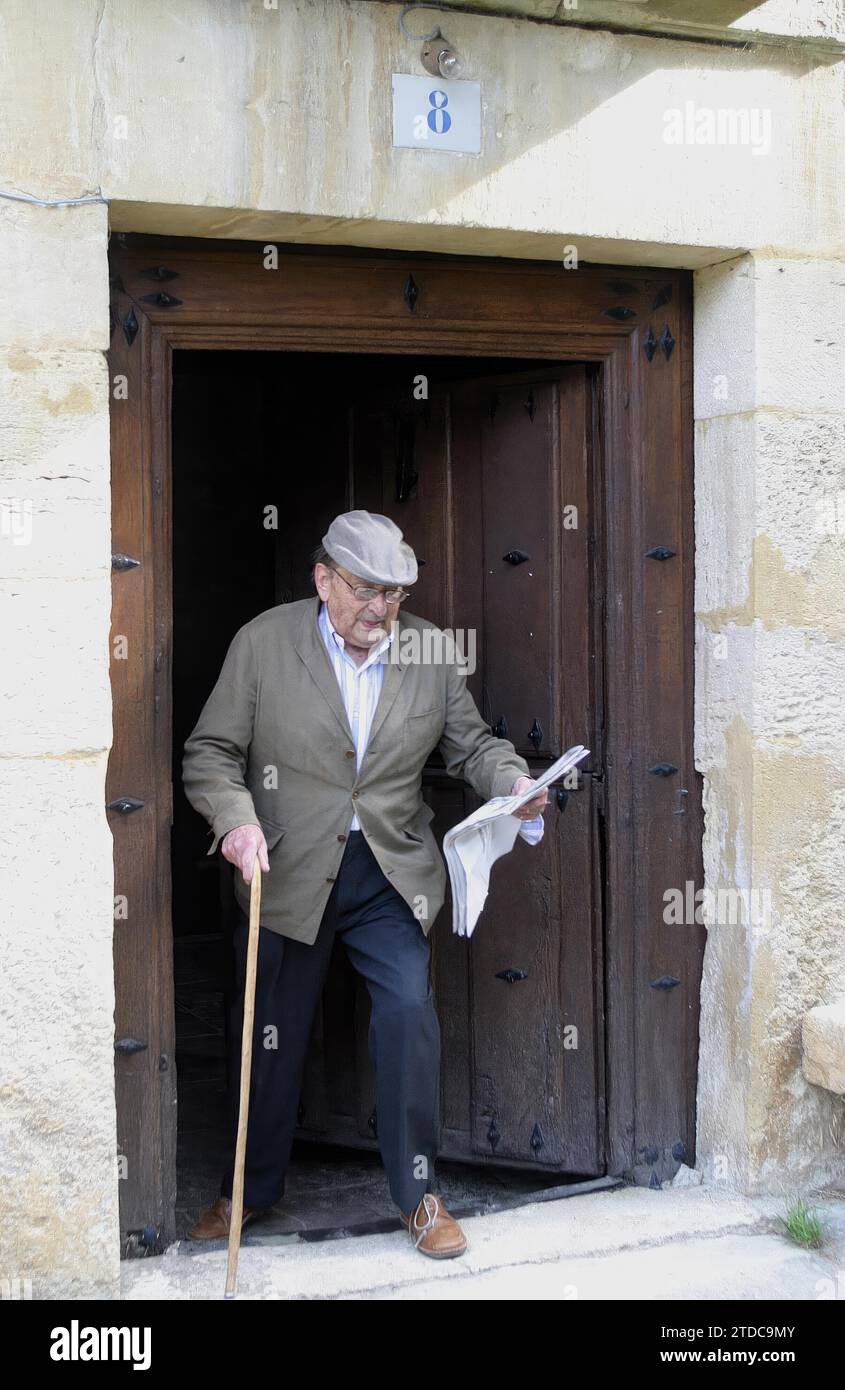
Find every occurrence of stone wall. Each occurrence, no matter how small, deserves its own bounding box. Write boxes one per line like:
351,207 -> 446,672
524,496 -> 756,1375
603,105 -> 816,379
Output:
694,253 -> 845,1193
0,199 -> 117,1297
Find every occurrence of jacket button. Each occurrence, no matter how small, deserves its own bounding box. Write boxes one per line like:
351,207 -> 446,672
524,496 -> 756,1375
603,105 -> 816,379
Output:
344,750 -> 355,758
351,792 -> 359,800
337,833 -> 346,842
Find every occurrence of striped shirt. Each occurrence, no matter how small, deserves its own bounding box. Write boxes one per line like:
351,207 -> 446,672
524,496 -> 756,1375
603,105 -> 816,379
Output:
318,599 -> 393,830
317,600 -> 544,844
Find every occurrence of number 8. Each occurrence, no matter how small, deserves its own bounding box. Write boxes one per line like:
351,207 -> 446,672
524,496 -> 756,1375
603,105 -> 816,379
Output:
427,90 -> 452,135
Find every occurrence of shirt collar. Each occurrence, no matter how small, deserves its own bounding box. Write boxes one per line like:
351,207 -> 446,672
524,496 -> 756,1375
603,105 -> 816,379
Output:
319,599 -> 394,666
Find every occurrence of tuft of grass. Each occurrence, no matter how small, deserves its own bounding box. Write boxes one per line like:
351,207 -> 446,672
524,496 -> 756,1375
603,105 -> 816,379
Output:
776,1194 -> 830,1249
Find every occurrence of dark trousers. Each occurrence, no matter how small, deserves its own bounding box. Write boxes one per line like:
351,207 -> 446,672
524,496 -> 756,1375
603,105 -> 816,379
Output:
219,829 -> 441,1213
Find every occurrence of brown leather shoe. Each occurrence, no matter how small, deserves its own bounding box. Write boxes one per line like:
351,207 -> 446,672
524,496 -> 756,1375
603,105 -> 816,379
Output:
398,1192 -> 467,1258
188,1197 -> 259,1241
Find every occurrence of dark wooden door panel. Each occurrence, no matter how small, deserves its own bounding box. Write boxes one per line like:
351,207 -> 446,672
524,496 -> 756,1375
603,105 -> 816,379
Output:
444,366 -> 602,1171
477,379 -> 559,760
340,363 -> 602,1172
467,775 -> 603,1171
633,303 -> 702,1176
294,363 -> 602,1174
351,387 -> 451,630
107,311 -> 176,1245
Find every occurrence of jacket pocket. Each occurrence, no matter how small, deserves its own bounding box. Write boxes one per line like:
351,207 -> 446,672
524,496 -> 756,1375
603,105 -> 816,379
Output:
402,705 -> 444,751
401,801 -> 437,843
258,816 -> 287,853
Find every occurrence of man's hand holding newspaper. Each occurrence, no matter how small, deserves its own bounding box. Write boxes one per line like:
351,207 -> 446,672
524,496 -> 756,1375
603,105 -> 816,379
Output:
443,745 -> 590,938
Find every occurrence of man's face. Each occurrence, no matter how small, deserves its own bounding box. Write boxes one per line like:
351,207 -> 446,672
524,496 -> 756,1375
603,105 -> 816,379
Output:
315,562 -> 402,650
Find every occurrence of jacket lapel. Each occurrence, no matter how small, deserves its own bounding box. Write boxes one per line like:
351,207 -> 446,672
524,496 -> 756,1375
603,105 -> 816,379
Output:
367,615 -> 409,743
293,597 -> 409,747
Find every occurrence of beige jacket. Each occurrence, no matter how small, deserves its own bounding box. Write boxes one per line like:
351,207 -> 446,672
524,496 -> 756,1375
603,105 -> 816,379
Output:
181,596 -> 531,942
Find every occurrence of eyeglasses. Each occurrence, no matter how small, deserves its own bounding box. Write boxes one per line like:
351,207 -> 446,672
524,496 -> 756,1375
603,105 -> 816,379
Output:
331,569 -> 409,604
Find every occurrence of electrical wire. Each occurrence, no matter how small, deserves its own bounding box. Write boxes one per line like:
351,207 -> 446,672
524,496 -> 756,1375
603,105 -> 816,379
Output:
399,4 -> 445,42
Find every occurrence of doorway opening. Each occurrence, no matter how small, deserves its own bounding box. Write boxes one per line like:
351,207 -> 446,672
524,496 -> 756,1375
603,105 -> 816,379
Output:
108,240 -> 701,1250
170,348 -> 613,1241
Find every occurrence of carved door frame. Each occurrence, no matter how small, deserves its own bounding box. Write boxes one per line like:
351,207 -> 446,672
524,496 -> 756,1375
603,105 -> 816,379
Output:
107,235 -> 703,1246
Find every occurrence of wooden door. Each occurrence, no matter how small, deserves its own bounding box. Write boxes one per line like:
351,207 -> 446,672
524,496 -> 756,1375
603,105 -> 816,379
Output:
107,236 -> 704,1245
291,366 -> 603,1171
440,367 -> 603,1171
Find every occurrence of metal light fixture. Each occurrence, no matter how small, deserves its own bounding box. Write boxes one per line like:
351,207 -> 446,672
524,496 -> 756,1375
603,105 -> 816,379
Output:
400,5 -> 463,80
419,31 -> 462,80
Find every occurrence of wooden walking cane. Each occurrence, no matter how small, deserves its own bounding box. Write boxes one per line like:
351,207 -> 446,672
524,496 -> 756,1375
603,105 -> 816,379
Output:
224,856 -> 261,1299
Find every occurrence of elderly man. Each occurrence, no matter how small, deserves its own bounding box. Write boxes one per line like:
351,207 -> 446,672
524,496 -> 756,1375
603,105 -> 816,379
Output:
183,510 -> 548,1257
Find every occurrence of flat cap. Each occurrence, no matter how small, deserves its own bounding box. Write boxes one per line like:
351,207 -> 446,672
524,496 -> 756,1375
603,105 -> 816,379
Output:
322,510 -> 418,587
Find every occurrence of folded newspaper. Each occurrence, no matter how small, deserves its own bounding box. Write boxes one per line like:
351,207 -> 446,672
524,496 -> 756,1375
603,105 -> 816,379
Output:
443,745 -> 590,938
